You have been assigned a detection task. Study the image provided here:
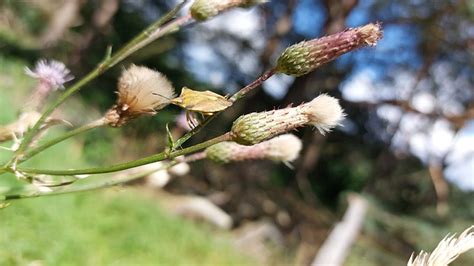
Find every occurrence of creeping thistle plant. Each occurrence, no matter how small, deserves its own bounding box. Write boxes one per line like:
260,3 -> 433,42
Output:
0,1 -> 382,201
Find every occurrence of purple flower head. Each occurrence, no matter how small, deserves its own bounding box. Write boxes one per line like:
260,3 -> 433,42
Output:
25,59 -> 74,91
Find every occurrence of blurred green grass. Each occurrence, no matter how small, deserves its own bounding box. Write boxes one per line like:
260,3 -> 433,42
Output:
0,56 -> 252,265
0,190 -> 250,265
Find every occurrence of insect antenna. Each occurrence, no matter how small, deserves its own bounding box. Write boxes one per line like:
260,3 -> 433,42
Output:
152,92 -> 173,101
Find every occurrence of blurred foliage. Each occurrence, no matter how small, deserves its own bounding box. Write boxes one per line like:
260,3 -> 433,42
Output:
0,189 -> 253,266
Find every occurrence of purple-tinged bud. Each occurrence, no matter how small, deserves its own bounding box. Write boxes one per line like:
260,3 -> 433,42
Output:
276,23 -> 383,76
25,59 -> 74,91
24,59 -> 74,111
206,134 -> 302,163
190,0 -> 268,21
231,94 -> 345,145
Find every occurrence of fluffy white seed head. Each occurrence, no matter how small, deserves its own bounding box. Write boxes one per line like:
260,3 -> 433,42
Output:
117,65 -> 175,114
302,94 -> 345,134
265,134 -> 302,162
105,65 -> 175,127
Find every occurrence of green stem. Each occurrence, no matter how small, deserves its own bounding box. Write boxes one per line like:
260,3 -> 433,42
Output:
9,3 -> 191,164
17,132 -> 231,176
172,68 -> 277,149
172,115 -> 216,150
18,118 -> 106,163
9,69 -> 99,165
108,14 -> 192,68
4,162 -> 176,201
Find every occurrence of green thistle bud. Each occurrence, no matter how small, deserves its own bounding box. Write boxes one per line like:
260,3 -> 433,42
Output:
231,94 -> 345,145
205,142 -> 246,163
205,134 -> 302,163
190,0 -> 268,21
231,107 -> 306,145
276,23 -> 383,76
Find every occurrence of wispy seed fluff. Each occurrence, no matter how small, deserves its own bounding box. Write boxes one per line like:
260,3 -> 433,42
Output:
105,65 -> 175,127
190,0 -> 268,21
206,134 -> 302,164
231,94 -> 345,145
408,225 -> 474,266
276,23 -> 383,77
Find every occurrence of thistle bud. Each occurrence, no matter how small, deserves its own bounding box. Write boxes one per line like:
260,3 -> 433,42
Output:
206,134 -> 302,163
24,59 -> 74,111
25,59 -> 74,91
104,65 -> 175,127
231,94 -> 344,145
190,0 -> 267,21
276,23 -> 383,76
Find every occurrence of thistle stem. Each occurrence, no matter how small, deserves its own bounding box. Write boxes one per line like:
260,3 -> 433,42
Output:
18,118 -> 106,163
3,162 -> 176,201
172,68 -> 277,149
9,3 -> 191,165
16,132 -> 231,176
229,68 -> 276,102
180,151 -> 207,163
173,115 -> 215,150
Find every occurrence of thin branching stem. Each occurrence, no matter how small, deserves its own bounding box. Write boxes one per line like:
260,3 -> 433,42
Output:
18,118 -> 107,163
8,2 -> 191,166
180,151 -> 207,163
15,132 -> 231,176
172,68 -> 277,149
229,68 -> 277,102
4,162 -> 176,201
1,1 -> 276,186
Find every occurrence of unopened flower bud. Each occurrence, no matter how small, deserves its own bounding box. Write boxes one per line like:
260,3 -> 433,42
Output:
191,0 -> 267,21
231,94 -> 344,145
276,23 -> 383,76
104,65 -> 175,127
206,134 -> 302,163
